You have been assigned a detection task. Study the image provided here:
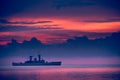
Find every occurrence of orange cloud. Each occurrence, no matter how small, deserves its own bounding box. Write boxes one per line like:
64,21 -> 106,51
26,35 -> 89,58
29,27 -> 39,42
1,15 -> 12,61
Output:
7,17 -> 120,32
0,17 -> 120,45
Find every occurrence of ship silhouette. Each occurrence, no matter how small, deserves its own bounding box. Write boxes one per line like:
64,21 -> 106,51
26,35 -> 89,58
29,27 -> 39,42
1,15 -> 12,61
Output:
12,55 -> 61,66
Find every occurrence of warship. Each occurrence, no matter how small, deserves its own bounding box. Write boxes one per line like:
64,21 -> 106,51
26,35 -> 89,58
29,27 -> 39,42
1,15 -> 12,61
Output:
12,55 -> 61,66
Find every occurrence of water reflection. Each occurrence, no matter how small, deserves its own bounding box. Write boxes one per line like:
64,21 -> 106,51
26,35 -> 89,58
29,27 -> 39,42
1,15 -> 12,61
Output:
0,67 -> 120,80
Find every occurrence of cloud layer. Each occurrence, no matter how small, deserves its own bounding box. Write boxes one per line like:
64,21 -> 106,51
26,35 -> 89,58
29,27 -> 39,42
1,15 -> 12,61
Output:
0,0 -> 120,45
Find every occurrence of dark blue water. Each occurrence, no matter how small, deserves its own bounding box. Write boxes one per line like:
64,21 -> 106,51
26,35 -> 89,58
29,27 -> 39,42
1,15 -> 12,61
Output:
0,65 -> 120,80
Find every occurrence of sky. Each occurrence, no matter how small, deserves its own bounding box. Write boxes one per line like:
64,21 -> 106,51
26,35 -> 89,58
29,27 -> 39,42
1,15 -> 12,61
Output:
0,0 -> 120,66
0,0 -> 120,45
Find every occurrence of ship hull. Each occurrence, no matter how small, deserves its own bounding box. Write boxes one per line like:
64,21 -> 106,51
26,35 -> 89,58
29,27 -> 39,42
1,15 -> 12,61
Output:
12,62 -> 61,66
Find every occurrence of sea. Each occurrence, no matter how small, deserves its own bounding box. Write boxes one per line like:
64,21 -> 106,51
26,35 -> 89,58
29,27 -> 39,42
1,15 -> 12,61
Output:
0,64 -> 120,80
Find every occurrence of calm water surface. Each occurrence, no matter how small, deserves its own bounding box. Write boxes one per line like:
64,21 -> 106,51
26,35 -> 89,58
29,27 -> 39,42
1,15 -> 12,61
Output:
0,66 -> 120,80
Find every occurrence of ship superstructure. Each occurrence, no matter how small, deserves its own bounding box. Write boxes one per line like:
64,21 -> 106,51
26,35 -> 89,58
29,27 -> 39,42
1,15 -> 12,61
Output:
12,55 -> 61,66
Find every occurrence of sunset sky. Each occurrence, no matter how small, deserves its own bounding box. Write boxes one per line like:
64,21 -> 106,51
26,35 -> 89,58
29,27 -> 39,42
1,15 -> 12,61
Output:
0,0 -> 120,45
0,0 -> 120,67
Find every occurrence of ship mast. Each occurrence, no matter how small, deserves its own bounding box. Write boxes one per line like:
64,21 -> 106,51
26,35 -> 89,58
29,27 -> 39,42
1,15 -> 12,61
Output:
29,56 -> 33,62
38,55 -> 41,62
